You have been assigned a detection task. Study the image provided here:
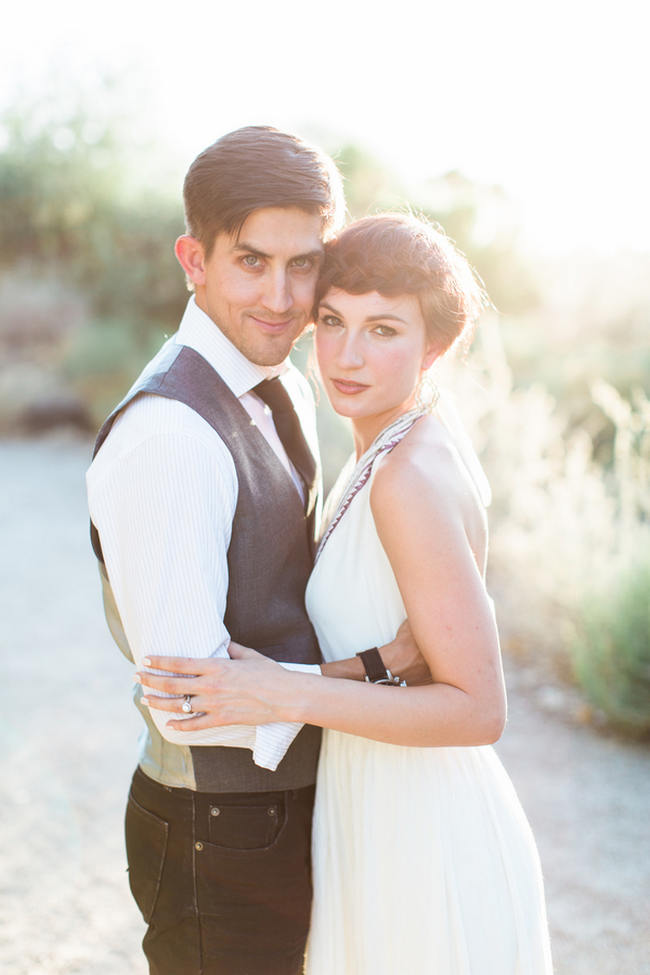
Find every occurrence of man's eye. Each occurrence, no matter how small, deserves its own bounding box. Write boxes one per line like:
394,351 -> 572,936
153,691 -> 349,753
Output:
242,255 -> 261,268
291,256 -> 314,270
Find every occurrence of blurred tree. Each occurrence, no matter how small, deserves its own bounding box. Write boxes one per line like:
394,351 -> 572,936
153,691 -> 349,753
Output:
330,145 -> 539,317
0,85 -> 187,423
333,143 -> 406,217
0,88 -> 186,336
417,170 -> 539,316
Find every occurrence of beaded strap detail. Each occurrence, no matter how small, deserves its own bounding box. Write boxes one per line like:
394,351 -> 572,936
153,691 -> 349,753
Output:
315,409 -> 426,564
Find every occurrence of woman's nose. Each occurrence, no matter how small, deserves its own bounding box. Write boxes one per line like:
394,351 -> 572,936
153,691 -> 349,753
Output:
338,334 -> 364,368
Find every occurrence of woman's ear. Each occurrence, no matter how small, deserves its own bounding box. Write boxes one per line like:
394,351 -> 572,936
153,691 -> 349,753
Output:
174,235 -> 206,287
421,344 -> 440,372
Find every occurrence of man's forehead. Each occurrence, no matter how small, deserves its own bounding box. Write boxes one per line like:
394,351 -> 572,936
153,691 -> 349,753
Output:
230,206 -> 325,253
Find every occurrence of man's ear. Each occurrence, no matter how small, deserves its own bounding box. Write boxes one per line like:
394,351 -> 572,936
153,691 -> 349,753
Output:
174,235 -> 206,287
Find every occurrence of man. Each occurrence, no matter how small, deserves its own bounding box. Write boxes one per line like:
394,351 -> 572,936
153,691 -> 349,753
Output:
87,126 -> 417,975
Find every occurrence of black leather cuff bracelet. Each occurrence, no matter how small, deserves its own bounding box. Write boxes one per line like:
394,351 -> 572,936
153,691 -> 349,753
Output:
356,647 -> 406,686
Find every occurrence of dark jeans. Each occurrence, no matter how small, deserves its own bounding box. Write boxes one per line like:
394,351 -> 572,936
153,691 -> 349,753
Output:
125,766 -> 315,975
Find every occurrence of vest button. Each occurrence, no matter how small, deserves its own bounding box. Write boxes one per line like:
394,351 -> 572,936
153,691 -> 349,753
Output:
195,841 -> 204,852
210,806 -> 220,816
268,806 -> 277,816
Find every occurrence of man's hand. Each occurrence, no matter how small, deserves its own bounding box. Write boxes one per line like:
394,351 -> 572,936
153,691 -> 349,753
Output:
378,620 -> 432,686
321,620 -> 433,685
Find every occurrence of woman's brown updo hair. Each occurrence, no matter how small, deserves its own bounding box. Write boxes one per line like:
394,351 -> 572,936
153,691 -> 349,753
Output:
315,213 -> 487,354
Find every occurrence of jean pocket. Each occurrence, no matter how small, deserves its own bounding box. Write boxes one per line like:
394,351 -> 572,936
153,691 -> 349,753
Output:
194,795 -> 311,928
125,794 -> 169,923
205,797 -> 286,852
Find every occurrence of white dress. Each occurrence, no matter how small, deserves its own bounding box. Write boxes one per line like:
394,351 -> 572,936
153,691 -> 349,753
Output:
304,407 -> 553,974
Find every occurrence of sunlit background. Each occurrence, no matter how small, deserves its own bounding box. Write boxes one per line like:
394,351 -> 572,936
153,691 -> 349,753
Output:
1,1 -> 649,972
3,0 -> 649,254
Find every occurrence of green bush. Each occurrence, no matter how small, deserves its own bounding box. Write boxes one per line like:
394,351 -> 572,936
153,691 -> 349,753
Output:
62,316 -> 167,424
571,551 -> 650,736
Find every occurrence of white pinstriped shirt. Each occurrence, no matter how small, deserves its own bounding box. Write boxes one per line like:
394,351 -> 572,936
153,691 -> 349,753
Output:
86,297 -> 321,771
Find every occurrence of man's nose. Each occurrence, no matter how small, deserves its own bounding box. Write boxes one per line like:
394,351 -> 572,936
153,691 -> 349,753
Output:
262,271 -> 292,315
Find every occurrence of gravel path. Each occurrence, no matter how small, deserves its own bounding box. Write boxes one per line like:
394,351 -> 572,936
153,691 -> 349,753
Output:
1,436 -> 648,974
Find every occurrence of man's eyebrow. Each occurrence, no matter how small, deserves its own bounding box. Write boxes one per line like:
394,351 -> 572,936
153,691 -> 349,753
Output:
233,243 -> 324,262
318,301 -> 407,325
232,242 -> 271,259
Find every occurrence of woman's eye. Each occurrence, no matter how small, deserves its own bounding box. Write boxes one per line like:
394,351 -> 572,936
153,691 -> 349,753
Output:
242,254 -> 261,268
319,314 -> 342,328
373,324 -> 397,337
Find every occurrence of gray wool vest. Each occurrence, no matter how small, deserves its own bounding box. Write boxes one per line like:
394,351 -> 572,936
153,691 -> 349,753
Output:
91,342 -> 322,793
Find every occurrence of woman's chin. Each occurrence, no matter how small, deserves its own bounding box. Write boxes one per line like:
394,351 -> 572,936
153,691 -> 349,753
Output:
328,396 -> 370,421
328,392 -> 415,425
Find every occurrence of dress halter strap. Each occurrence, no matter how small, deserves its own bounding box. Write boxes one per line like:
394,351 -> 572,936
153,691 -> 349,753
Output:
315,409 -> 426,563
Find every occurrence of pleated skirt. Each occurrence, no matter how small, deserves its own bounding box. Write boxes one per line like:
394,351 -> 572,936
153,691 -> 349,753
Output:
305,731 -> 553,974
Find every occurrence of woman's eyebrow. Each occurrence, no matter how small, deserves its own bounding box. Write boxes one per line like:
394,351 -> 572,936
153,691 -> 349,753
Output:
318,302 -> 407,324
364,314 -> 407,324
318,301 -> 343,316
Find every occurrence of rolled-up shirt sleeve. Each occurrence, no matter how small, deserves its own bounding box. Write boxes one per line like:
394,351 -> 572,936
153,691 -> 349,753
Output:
88,418 -> 314,769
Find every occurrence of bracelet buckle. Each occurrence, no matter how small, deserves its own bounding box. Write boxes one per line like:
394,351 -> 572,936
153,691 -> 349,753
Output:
357,648 -> 407,687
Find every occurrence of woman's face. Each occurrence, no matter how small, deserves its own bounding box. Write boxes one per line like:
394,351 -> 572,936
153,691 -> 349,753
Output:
315,288 -> 437,438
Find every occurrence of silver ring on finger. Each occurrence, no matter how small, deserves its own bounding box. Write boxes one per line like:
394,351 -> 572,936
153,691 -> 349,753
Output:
182,695 -> 193,714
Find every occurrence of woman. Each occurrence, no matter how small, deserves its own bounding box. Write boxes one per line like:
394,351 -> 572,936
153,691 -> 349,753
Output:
140,214 -> 553,973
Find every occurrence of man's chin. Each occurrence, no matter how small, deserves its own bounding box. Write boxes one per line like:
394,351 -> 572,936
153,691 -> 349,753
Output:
246,332 -> 307,367
250,349 -> 295,368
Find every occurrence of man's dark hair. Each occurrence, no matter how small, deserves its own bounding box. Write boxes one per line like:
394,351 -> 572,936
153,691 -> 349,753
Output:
183,126 -> 344,256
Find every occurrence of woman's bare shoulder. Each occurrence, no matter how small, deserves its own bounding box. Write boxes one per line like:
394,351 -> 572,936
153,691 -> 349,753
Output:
372,416 -> 472,500
370,415 -> 487,552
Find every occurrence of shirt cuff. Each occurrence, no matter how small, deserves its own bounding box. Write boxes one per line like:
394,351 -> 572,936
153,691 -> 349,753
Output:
279,662 -> 323,675
252,720 -> 304,771
251,662 -> 321,770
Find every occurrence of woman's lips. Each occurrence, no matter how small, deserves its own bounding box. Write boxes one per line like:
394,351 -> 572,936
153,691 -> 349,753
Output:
331,378 -> 370,395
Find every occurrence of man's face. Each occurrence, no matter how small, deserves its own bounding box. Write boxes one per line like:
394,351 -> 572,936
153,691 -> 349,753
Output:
194,207 -> 324,366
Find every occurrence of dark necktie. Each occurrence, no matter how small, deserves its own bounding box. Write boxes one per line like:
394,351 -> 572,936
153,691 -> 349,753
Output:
253,378 -> 317,506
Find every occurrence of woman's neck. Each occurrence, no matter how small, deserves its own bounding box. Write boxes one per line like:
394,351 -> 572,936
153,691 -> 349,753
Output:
351,400 -> 419,459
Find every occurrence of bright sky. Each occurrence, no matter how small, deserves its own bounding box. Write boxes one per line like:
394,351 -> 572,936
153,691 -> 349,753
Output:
2,0 -> 648,255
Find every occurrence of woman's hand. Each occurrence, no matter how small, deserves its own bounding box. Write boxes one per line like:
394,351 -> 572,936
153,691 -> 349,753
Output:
135,643 -> 294,731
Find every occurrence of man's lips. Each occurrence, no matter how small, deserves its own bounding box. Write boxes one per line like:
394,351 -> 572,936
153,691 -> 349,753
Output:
330,378 -> 370,395
249,313 -> 296,334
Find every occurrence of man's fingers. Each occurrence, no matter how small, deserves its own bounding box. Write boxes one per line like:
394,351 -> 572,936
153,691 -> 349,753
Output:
228,643 -> 262,660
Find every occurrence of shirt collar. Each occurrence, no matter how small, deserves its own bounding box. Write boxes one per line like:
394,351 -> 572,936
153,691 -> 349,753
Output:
175,296 -> 286,397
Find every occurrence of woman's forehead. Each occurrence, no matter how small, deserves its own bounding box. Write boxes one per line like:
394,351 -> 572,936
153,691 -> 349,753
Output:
320,288 -> 422,321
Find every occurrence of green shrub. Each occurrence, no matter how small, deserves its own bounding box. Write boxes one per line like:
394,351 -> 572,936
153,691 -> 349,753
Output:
571,550 -> 650,736
62,316 -> 167,424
